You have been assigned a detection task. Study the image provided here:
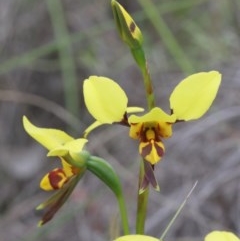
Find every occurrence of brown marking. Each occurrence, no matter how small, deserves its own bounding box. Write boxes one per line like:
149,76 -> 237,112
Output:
154,142 -> 164,157
141,143 -> 152,157
129,21 -> 136,33
48,169 -> 67,189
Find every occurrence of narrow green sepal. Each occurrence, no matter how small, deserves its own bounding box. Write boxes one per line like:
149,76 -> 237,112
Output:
86,156 -> 122,197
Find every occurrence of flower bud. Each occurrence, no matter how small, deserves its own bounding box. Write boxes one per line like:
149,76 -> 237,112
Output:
111,0 -> 143,49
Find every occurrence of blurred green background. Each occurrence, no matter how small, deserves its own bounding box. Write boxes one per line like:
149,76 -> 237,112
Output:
1,0 -> 240,240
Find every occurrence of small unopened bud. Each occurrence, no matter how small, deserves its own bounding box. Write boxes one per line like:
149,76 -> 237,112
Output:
111,0 -> 143,49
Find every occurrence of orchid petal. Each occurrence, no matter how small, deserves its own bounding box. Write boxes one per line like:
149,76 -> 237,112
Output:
84,76 -> 128,123
47,138 -> 88,157
128,107 -> 176,124
83,121 -> 103,138
126,106 -> 144,114
170,71 -> 221,121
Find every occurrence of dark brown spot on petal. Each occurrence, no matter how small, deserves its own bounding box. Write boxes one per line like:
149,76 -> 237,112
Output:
154,142 -> 164,157
130,21 -> 136,33
141,142 -> 152,158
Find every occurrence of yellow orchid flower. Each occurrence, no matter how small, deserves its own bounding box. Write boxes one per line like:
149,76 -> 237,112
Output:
114,234 -> 160,241
84,72 -> 221,166
23,116 -> 88,225
205,231 -> 239,241
83,72 -> 221,192
23,116 -> 88,191
129,107 -> 176,165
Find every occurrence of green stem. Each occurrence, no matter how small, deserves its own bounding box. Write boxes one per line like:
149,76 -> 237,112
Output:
136,159 -> 149,234
86,156 -> 130,235
141,64 -> 156,110
117,194 -> 130,235
134,50 -> 155,234
137,0 -> 195,74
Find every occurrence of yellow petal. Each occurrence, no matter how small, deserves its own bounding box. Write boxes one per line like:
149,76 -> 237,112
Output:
48,138 -> 88,157
128,107 -> 176,124
170,71 -> 221,121
205,231 -> 239,241
129,122 -> 142,139
61,158 -> 75,177
114,235 -> 159,241
126,106 -> 144,114
129,108 -> 175,140
84,76 -> 128,123
23,116 -> 73,151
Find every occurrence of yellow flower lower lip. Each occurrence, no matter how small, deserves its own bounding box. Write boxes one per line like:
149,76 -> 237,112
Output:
140,140 -> 165,165
40,168 -> 69,191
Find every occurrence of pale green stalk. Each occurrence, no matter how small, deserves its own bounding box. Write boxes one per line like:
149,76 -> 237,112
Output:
136,159 -> 149,234
133,48 -> 155,233
46,0 -> 79,116
137,0 -> 195,74
160,181 -> 198,240
117,193 -> 130,235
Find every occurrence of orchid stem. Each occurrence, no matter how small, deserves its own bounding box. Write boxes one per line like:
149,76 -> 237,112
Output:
141,63 -> 156,110
136,159 -> 149,234
134,47 -> 155,233
117,194 -> 130,235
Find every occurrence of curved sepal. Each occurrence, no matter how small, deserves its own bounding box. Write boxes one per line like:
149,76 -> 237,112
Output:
47,139 -> 88,166
23,116 -> 73,151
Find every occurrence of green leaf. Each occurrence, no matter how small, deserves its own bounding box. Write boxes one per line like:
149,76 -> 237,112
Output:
86,156 -> 122,197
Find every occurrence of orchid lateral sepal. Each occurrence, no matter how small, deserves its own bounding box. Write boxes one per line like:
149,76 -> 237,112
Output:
23,116 -> 74,151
